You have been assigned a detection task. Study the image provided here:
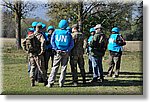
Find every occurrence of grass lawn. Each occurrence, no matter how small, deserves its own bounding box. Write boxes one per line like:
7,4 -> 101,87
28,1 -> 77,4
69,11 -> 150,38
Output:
1,40 -> 143,95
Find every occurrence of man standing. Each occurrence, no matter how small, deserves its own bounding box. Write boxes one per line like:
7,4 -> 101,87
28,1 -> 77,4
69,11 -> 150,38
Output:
107,27 -> 126,78
89,24 -> 107,83
70,24 -> 86,86
44,26 -> 55,74
87,27 -> 95,74
46,19 -> 74,88
22,23 -> 47,87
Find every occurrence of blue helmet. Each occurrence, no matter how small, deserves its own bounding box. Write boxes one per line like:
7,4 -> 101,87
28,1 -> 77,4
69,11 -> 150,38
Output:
90,28 -> 95,33
32,21 -> 38,27
58,19 -> 68,29
47,26 -> 54,31
42,23 -> 46,29
28,28 -> 34,31
37,22 -> 43,26
111,27 -> 120,33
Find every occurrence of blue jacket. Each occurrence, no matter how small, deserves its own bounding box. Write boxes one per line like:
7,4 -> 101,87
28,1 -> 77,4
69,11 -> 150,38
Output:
108,34 -> 122,52
88,35 -> 93,52
45,32 -> 53,50
51,29 -> 74,52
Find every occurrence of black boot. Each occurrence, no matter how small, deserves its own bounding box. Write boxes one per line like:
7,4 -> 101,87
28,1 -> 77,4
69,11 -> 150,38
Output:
31,80 -> 35,87
100,76 -> 104,82
83,77 -> 86,84
44,80 -> 48,86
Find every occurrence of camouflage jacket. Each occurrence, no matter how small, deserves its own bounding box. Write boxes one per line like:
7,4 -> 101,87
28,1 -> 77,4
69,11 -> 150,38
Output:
70,31 -> 84,56
22,32 -> 46,56
89,33 -> 108,57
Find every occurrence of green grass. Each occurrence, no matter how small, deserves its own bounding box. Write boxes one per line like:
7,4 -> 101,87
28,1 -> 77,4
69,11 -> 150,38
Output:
1,43 -> 143,95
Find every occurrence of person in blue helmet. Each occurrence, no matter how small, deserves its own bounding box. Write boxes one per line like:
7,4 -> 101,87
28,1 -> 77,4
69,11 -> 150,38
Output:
46,19 -> 74,88
89,24 -> 108,83
107,27 -> 126,78
34,22 -> 47,83
44,26 -> 55,74
87,27 -> 95,74
42,23 -> 47,33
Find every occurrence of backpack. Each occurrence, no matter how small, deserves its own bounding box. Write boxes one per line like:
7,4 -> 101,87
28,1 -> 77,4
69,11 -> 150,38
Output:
94,34 -> 107,52
116,34 -> 126,46
25,34 -> 41,53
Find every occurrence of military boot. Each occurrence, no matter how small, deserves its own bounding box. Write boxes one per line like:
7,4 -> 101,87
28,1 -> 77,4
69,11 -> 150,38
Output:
31,80 -> 35,87
83,77 -> 86,84
44,80 -> 48,86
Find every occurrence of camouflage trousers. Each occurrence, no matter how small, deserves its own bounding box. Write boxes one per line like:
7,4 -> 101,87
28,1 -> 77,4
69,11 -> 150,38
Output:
29,55 -> 47,82
70,54 -> 86,83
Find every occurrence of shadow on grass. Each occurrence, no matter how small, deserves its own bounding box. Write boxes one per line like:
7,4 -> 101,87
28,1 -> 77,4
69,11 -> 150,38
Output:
48,71 -> 143,87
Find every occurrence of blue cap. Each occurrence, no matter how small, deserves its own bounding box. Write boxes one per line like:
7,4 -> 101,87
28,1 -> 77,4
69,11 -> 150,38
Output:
90,28 -> 95,33
42,23 -> 46,29
58,19 -> 68,29
47,26 -> 54,31
28,28 -> 34,31
111,27 -> 120,33
32,21 -> 38,27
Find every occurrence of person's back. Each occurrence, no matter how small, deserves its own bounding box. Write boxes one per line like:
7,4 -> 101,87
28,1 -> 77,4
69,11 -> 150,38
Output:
71,31 -> 84,55
47,19 -> 74,88
23,23 -> 47,87
53,29 -> 72,51
107,27 -> 126,78
90,32 -> 107,57
70,24 -> 86,86
89,24 -> 106,83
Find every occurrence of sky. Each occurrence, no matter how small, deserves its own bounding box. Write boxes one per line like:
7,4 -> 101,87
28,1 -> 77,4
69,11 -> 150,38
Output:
0,0 -> 142,21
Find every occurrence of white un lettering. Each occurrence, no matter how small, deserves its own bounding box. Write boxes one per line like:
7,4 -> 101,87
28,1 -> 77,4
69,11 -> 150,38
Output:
56,35 -> 67,42
109,38 -> 114,44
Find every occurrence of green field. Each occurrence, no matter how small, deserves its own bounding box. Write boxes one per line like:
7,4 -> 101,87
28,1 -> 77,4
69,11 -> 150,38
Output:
1,39 -> 143,95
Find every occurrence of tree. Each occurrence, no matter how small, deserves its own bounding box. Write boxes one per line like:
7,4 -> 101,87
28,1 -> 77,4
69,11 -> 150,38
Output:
1,0 -> 37,49
1,9 -> 15,38
47,0 -> 105,33
46,0 -> 142,40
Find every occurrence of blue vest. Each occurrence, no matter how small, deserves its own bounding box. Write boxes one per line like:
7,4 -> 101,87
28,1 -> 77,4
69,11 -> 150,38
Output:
108,34 -> 122,52
54,29 -> 71,51
45,32 -> 52,50
88,35 -> 93,52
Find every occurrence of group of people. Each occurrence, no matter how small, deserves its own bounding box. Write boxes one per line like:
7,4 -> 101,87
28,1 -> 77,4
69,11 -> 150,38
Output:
22,19 -> 126,88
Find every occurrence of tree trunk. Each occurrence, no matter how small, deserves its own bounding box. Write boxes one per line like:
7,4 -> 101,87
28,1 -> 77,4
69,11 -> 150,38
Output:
15,1 -> 22,49
78,2 -> 83,32
15,13 -> 21,49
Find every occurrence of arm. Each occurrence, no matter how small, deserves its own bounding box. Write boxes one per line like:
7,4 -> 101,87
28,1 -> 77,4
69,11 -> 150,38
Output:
50,32 -> 57,50
39,35 -> 46,55
67,34 -> 74,52
22,38 -> 27,51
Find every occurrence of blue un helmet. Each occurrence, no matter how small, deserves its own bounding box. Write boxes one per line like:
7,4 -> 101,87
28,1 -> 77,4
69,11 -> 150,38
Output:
28,28 -> 34,31
47,26 -> 55,31
32,21 -> 38,27
58,19 -> 68,29
37,22 -> 43,26
111,27 -> 120,33
90,27 -> 95,33
42,23 -> 46,29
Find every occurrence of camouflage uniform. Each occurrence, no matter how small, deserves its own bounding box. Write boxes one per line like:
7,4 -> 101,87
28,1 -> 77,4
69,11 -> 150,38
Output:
22,31 -> 47,86
70,31 -> 86,84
